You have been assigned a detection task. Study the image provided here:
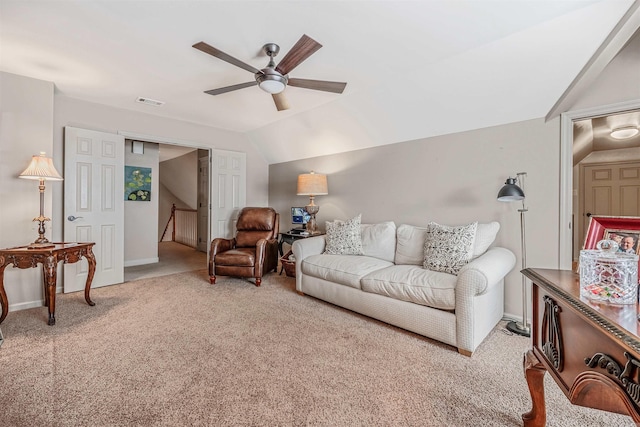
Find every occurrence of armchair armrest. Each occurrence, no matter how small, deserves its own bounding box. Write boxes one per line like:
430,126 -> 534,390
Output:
211,237 -> 235,256
209,237 -> 235,275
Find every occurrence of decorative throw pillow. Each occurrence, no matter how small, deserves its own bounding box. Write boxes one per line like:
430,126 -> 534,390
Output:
423,222 -> 478,275
324,214 -> 364,255
360,221 -> 396,262
473,221 -> 500,258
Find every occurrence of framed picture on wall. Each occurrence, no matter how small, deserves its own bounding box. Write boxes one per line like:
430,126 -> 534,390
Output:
124,166 -> 152,201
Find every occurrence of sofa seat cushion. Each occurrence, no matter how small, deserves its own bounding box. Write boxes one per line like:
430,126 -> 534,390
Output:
361,265 -> 457,310
302,254 -> 393,289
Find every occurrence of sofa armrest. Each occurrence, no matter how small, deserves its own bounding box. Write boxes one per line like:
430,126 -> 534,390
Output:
455,247 -> 516,354
292,235 -> 326,291
456,247 -> 516,297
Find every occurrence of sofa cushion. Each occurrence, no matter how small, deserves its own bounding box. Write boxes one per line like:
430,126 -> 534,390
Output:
473,221 -> 500,258
396,222 -> 498,266
361,265 -> 457,310
325,214 -> 364,255
302,254 -> 393,289
361,221 -> 396,262
423,222 -> 477,275
395,224 -> 427,265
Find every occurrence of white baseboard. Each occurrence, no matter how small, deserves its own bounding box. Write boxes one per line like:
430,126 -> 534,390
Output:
124,257 -> 159,267
9,299 -> 45,312
9,285 -> 66,313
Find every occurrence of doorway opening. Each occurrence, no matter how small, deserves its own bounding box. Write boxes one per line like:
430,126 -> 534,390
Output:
122,139 -> 210,282
560,102 -> 640,269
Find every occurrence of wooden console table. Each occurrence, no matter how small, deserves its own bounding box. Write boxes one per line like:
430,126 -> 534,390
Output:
521,268 -> 640,426
0,242 -> 96,326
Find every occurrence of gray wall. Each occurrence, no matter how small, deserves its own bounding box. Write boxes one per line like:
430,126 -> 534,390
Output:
269,117 -> 560,320
124,140 -> 160,266
0,72 -> 56,311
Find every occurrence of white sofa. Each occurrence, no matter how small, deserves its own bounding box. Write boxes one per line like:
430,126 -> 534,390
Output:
292,221 -> 516,356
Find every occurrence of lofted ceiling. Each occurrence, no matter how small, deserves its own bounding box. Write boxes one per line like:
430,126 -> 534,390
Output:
0,0 -> 637,164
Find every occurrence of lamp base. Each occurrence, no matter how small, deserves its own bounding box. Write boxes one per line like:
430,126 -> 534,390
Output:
28,218 -> 54,249
305,203 -> 320,235
28,242 -> 55,249
506,320 -> 531,337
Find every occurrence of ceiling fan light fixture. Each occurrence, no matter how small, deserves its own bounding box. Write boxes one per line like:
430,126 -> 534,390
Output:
610,126 -> 639,139
258,79 -> 286,94
256,72 -> 287,94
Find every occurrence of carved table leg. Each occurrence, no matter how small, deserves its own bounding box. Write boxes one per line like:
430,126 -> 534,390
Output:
84,248 -> 96,306
0,257 -> 8,324
523,349 -> 547,427
44,255 -> 57,326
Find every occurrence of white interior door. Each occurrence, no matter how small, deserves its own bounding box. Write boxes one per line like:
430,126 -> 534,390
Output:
581,161 -> 640,239
64,126 -> 124,292
211,149 -> 246,240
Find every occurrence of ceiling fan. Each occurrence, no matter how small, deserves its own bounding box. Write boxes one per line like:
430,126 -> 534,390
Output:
193,34 -> 347,111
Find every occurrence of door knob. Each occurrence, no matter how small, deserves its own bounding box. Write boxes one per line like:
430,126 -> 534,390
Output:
586,212 -> 592,217
67,215 -> 83,222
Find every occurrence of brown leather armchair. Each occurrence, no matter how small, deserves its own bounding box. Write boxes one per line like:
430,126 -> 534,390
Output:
208,207 -> 280,287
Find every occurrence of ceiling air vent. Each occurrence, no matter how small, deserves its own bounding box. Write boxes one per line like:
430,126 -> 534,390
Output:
136,97 -> 165,107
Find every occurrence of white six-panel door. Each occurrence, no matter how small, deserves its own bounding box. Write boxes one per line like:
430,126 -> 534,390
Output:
64,126 -> 124,292
211,149 -> 246,240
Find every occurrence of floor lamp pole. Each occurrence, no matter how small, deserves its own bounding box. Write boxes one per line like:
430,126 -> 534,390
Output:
506,195 -> 530,337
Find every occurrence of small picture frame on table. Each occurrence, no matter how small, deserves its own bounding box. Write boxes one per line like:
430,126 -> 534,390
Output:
582,216 -> 640,280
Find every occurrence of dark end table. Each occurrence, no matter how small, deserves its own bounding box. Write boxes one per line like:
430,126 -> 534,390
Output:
278,231 -> 323,256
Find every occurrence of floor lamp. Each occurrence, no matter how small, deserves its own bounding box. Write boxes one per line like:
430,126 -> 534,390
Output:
497,172 -> 530,337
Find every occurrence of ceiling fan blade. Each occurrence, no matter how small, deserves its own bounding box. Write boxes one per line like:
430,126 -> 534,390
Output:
275,34 -> 322,76
272,93 -> 290,111
287,78 -> 347,94
204,81 -> 257,96
193,41 -> 261,74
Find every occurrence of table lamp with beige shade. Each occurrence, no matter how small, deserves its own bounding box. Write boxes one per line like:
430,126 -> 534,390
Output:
297,171 -> 328,235
18,152 -> 63,248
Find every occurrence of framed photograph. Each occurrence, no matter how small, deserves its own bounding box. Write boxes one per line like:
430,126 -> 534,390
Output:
583,216 -> 640,281
584,216 -> 640,255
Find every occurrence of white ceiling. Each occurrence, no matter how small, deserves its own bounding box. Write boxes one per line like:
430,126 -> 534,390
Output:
0,1 -> 637,164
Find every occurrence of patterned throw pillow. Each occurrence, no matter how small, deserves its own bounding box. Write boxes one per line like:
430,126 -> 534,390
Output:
324,214 -> 364,255
423,222 -> 478,275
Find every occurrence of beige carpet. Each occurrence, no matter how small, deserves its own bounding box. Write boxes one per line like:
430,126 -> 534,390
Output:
0,270 -> 634,426
124,241 -> 207,282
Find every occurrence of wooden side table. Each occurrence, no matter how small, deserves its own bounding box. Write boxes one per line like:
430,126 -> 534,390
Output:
0,242 -> 96,326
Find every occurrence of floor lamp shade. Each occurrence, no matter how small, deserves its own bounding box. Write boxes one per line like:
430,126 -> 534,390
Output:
497,173 -> 530,337
497,177 -> 524,201
19,152 -> 63,248
297,172 -> 328,235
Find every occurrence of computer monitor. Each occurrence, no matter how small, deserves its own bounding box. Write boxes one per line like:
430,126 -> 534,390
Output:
291,207 -> 311,228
